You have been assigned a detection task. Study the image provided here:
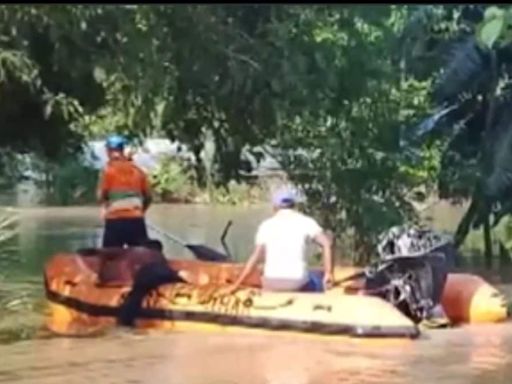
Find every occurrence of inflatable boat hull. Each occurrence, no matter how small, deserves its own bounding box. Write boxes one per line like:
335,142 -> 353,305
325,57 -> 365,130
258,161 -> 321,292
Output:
43,251 -> 508,338
44,253 -> 419,338
168,259 -> 509,325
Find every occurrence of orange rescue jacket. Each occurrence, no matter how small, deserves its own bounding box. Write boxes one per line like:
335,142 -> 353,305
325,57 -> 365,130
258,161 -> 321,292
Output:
97,158 -> 150,220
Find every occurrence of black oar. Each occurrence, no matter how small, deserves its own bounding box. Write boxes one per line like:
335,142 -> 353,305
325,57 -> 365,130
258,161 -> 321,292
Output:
148,223 -> 230,262
332,270 -> 367,287
220,220 -> 233,259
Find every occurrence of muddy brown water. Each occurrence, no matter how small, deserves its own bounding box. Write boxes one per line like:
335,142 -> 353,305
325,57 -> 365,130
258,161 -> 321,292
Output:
2,326 -> 512,384
1,204 -> 512,383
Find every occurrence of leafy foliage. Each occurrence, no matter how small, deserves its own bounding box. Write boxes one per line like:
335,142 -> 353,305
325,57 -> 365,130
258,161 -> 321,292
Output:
264,6 -> 436,261
0,5 -> 471,261
408,5 -> 512,262
149,156 -> 195,203
38,157 -> 99,206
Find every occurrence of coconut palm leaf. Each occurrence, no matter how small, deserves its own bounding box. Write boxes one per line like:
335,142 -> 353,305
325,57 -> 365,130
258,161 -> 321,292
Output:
490,200 -> 512,227
398,6 -> 474,80
448,97 -> 512,231
459,5 -> 485,25
409,104 -> 460,139
482,102 -> 512,200
433,37 -> 490,104
406,83 -> 485,146
403,5 -> 512,250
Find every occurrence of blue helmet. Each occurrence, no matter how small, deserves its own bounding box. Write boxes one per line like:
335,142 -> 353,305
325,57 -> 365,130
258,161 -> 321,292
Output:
105,134 -> 127,150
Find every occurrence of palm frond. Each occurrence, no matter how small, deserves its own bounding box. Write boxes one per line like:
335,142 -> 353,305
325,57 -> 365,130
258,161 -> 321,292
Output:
409,104 -> 460,138
436,106 -> 487,200
482,102 -> 512,200
459,5 -> 485,24
0,211 -> 19,270
490,200 -> 512,227
459,98 -> 512,231
446,105 -> 486,153
400,6 -> 438,41
433,37 -> 490,104
438,151 -> 479,200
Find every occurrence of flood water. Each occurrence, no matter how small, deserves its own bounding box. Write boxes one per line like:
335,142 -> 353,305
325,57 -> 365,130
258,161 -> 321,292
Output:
1,203 -> 512,383
2,324 -> 512,384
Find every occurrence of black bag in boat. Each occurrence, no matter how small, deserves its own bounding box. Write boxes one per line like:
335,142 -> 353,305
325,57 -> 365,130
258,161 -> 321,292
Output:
363,225 -> 456,322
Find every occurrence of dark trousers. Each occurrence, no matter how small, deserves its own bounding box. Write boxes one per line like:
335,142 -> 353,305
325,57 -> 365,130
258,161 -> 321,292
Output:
301,271 -> 325,292
102,217 -> 149,248
117,262 -> 185,326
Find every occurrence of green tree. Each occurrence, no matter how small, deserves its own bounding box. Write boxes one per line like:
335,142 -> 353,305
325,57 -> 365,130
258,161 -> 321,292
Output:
268,6 -> 435,262
0,6 -> 169,166
410,5 -> 512,266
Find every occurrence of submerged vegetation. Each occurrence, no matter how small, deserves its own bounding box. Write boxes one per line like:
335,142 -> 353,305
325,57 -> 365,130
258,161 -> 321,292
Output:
26,154 -> 270,206
148,156 -> 267,206
1,5 -> 512,263
0,210 -> 43,343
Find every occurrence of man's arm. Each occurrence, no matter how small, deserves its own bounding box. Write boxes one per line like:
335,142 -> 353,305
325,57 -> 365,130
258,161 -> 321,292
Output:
229,244 -> 265,291
313,232 -> 333,280
307,217 -> 334,289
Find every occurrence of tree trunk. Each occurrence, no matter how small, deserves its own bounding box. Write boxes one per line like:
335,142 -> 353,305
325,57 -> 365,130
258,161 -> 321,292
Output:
498,240 -> 511,269
455,51 -> 499,251
191,143 -> 206,188
351,209 -> 374,266
214,135 -> 242,186
454,196 -> 478,248
480,50 -> 498,269
484,50 -> 498,145
483,215 -> 493,269
353,232 -> 373,266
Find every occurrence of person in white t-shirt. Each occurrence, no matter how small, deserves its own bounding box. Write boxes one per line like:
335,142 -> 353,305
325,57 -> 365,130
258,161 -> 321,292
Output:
227,187 -> 334,293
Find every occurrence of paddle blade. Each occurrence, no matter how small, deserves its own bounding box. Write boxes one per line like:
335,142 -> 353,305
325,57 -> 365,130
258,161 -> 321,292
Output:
186,244 -> 229,262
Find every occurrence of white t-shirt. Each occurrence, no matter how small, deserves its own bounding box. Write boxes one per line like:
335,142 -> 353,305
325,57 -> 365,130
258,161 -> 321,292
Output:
255,209 -> 323,281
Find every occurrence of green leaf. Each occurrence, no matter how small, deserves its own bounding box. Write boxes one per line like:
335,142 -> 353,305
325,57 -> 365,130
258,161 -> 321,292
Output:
501,29 -> 512,47
93,66 -> 106,83
483,113 -> 512,201
479,17 -> 505,49
506,8 -> 512,24
270,78 -> 281,93
484,6 -> 504,21
44,100 -> 53,120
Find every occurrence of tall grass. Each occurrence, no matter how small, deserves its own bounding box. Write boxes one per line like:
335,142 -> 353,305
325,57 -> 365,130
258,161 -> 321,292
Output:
0,210 -> 44,344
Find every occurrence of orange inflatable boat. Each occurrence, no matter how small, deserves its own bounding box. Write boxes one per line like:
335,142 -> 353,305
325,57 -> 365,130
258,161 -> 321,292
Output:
43,249 -> 509,339
177,262 -> 509,324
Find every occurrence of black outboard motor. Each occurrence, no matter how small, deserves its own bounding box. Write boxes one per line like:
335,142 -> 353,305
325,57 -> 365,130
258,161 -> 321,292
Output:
364,225 -> 455,323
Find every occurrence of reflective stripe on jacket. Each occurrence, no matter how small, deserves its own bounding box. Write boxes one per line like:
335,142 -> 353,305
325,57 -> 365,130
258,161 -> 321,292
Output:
98,158 -> 150,219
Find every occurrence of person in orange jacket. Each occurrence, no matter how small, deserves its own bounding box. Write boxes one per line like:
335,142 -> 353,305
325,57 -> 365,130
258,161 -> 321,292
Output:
97,134 -> 152,248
